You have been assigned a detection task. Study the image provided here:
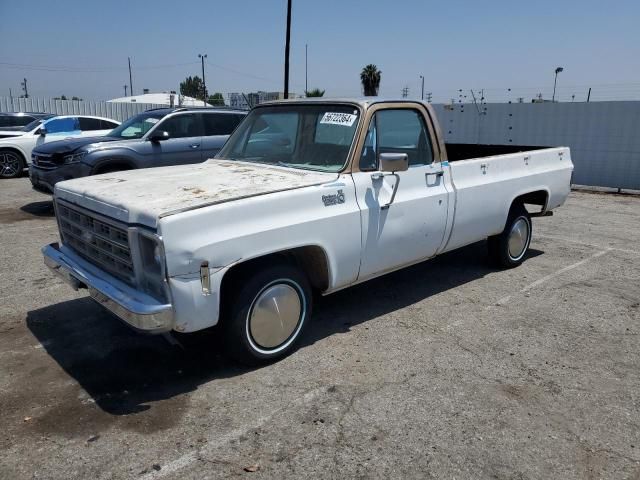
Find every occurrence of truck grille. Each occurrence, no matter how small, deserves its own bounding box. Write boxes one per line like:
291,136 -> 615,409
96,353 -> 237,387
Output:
56,202 -> 135,284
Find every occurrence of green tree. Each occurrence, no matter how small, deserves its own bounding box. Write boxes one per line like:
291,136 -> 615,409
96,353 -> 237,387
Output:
71,96 -> 82,101
54,95 -> 68,100
360,64 -> 381,96
180,75 -> 205,101
207,92 -> 225,106
305,88 -> 325,97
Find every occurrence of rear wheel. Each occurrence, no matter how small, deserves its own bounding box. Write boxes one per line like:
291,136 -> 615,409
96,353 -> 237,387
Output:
488,203 -> 532,268
223,262 -> 312,365
0,149 -> 25,179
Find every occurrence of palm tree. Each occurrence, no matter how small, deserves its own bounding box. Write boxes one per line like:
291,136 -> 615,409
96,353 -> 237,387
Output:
360,64 -> 381,96
305,88 -> 325,97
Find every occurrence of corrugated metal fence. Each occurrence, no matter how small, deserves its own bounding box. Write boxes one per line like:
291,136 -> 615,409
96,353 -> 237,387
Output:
0,96 -> 162,122
433,101 -> 640,190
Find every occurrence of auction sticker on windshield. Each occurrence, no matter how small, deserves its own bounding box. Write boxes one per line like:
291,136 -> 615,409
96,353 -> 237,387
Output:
320,112 -> 358,126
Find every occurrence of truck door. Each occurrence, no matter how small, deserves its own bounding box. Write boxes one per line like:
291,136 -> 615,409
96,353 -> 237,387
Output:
352,107 -> 450,280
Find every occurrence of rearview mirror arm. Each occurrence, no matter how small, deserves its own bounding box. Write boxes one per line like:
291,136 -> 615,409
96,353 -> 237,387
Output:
371,171 -> 401,210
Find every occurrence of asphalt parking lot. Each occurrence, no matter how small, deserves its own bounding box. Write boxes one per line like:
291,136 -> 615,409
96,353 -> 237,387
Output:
1,177 -> 639,479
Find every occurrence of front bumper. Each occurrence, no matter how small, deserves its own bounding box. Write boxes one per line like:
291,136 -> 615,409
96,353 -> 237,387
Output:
42,242 -> 175,333
30,163 -> 90,193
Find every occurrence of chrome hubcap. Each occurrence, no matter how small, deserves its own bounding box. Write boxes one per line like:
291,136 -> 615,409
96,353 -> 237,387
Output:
508,217 -> 530,260
249,282 -> 303,350
0,152 -> 20,177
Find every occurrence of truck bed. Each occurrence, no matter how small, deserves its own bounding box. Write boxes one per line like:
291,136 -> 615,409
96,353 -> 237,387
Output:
442,146 -> 573,253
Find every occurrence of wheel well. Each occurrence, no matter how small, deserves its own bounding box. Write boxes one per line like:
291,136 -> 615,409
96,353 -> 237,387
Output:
512,190 -> 548,213
92,160 -> 134,175
219,246 -> 330,313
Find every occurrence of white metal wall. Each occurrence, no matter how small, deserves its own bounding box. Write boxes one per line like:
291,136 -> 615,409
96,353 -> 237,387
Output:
433,101 -> 640,190
0,96 -> 163,122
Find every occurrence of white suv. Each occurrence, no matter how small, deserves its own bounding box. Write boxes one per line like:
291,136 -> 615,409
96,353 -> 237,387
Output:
0,115 -> 120,178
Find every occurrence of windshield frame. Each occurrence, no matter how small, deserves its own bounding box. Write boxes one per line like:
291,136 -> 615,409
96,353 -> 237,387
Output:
107,111 -> 166,140
215,101 -> 363,173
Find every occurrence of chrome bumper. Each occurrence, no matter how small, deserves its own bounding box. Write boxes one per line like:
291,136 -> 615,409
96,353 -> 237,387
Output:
42,243 -> 175,333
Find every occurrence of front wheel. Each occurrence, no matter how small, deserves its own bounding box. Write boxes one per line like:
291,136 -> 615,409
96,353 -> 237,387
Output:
0,149 -> 25,179
488,203 -> 532,268
223,263 -> 312,365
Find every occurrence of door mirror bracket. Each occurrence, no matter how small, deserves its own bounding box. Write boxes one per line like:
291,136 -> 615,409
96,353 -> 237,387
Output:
373,153 -> 408,209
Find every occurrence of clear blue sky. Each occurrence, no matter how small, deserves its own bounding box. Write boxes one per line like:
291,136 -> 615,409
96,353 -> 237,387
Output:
1,0 -> 639,103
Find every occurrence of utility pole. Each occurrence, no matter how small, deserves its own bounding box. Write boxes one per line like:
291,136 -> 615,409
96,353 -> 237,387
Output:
198,53 -> 208,105
284,0 -> 292,99
305,43 -> 308,95
419,75 -> 424,100
402,86 -> 409,98
21,78 -> 28,98
123,85 -> 128,97
587,87 -> 591,103
426,92 -> 432,103
128,57 -> 133,96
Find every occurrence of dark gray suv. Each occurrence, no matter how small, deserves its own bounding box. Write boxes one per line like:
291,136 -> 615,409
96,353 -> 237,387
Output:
29,107 -> 246,192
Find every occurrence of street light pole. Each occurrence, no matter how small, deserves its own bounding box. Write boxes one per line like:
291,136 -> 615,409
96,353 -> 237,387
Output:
198,54 -> 208,106
552,66 -> 563,102
419,75 -> 424,100
284,0 -> 292,99
305,43 -> 308,95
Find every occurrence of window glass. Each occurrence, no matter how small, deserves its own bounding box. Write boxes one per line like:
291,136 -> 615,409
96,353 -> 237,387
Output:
375,109 -> 433,166
0,115 -> 35,127
218,104 -> 359,173
359,116 -> 378,171
101,120 -> 119,130
109,112 -> 164,139
157,113 -> 200,138
78,117 -> 104,131
44,117 -> 80,134
202,113 -> 244,135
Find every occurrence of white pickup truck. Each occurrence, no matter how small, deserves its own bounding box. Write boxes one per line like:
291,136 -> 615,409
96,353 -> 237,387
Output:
43,99 -> 573,364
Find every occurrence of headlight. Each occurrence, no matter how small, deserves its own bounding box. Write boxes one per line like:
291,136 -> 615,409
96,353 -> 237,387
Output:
137,233 -> 167,301
62,151 -> 86,164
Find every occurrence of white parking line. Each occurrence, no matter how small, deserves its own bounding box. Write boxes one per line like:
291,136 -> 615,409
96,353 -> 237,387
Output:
139,386 -> 326,479
495,248 -> 612,306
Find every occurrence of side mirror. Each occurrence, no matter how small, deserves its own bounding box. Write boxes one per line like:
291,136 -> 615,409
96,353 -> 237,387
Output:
379,152 -> 408,173
149,130 -> 170,142
37,127 -> 47,136
375,152 -> 408,210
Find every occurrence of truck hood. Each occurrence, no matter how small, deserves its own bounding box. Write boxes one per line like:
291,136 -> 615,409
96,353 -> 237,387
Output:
54,160 -> 338,228
33,136 -> 120,155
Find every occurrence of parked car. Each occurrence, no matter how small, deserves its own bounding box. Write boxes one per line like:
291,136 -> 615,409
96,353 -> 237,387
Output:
0,115 -> 120,179
29,107 -> 246,192
43,98 -> 573,364
0,114 -> 55,141
0,112 -> 53,137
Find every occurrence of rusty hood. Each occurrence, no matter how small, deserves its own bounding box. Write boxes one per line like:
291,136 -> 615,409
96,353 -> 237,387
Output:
53,160 -> 338,228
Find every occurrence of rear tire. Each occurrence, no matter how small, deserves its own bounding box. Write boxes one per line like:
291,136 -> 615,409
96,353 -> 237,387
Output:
488,203 -> 532,268
223,262 -> 312,366
0,149 -> 25,179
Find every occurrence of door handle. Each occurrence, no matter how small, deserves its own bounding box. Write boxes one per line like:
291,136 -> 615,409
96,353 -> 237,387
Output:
190,144 -> 200,149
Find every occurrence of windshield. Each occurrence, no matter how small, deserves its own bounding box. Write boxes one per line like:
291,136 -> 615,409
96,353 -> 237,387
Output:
107,112 -> 165,139
22,118 -> 46,132
216,104 -> 360,172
